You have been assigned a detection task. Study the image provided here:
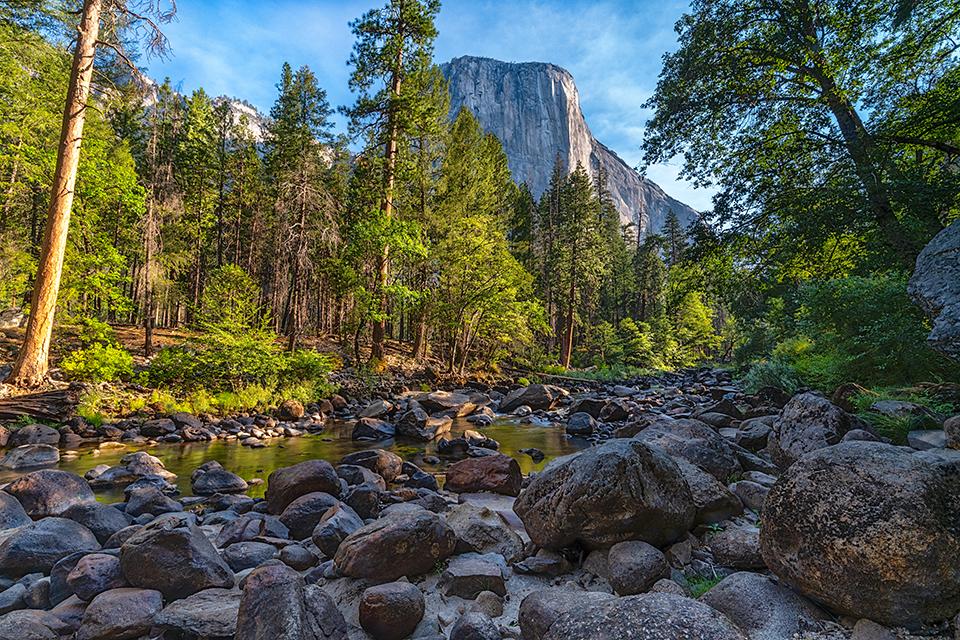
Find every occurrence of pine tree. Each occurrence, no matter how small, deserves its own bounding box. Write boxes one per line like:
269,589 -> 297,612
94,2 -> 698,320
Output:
663,209 -> 686,267
344,0 -> 441,363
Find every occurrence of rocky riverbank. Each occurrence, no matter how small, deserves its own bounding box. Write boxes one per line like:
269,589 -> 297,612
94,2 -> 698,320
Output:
0,369 -> 958,639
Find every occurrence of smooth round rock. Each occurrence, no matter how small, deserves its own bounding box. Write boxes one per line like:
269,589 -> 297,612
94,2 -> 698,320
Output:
359,582 -> 425,640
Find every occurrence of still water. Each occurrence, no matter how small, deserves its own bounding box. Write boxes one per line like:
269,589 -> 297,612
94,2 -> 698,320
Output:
0,418 -> 589,502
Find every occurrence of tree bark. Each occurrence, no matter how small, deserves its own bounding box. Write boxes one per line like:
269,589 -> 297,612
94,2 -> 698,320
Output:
6,0 -> 102,387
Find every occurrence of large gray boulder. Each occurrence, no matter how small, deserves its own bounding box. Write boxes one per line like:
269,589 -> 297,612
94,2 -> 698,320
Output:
513,439 -> 695,549
766,393 -> 856,467
0,492 -> 31,530
334,510 -> 456,580
700,572 -> 829,640
635,418 -> 741,481
87,451 -> 177,488
761,441 -> 960,626
0,444 -> 59,470
499,384 -> 566,412
120,516 -> 234,600
76,587 -> 162,640
264,460 -> 341,514
542,592 -> 746,640
0,517 -> 99,576
156,588 -> 241,638
519,589 -> 616,640
4,469 -> 95,518
909,220 -> 960,359
235,562 -> 348,640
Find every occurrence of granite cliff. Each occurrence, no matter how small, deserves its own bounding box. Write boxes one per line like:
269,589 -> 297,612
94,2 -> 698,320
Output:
440,55 -> 699,235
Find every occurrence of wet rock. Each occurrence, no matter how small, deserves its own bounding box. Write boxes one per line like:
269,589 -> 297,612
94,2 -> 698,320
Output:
76,587 -> 163,640
565,412 -> 596,436
191,461 -> 249,495
443,554 -> 507,598
519,447 -> 545,463
397,408 -> 452,441
444,454 -> 522,497
279,491 -> 340,540
66,553 -> 126,601
700,572 -> 829,639
88,451 -> 177,488
500,384 -> 566,412
519,589 -> 616,640
140,418 -> 176,437
235,562 -> 348,640
311,503 -> 364,558
265,460 -> 341,514
125,486 -> 183,517
761,441 -> 960,626
4,469 -> 95,518
445,502 -> 524,563
216,512 -> 289,546
0,444 -> 60,470
120,516 -> 235,600
336,464 -> 386,490
359,581 -> 425,640
607,540 -> 669,595
450,612 -> 500,640
416,390 -> 477,416
352,417 -> 395,441
543,592 -> 746,640
569,397 -> 608,418
223,541 -> 278,572
341,449 -> 403,482
635,418 -> 741,481
513,438 -> 695,550
767,393 -> 856,467
61,503 -> 131,544
8,423 -> 60,447
156,587 -> 241,638
359,399 -> 394,418
0,518 -> 99,577
0,491 -> 31,530
708,525 -> 764,570
334,510 -> 456,580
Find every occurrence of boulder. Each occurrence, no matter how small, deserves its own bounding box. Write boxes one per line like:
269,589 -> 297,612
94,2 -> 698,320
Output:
635,418 -> 741,481
334,510 -> 456,580
708,525 -> 764,570
279,492 -> 340,540
223,541 -> 278,572
76,588 -> 163,640
908,219 -> 960,358
87,452 -> 177,488
396,408 -> 452,441
499,384 -> 566,412
0,444 -> 59,470
125,486 -> 182,517
736,417 -> 775,452
0,517 -> 99,576
607,540 -> 670,595
542,592 -> 746,640
445,502 -> 524,563
565,412 -> 596,436
336,464 -> 386,490
280,545 -> 317,570
140,418 -> 176,437
4,469 -> 95,518
0,491 -> 31,531
415,390 -> 477,416
8,423 -> 60,447
340,449 -> 403,482
235,562 -> 347,640
358,582 -> 425,640
311,503 -> 364,558
729,480 -> 769,512
278,399 -> 305,420
444,454 -> 522,497
0,609 -> 61,640
61,502 -> 132,544
120,516 -> 235,600
760,441 -> 960,625
156,587 -> 241,639
672,456 -> 743,525
352,418 -> 395,441
66,553 -> 127,601
907,429 -> 946,450
265,460 -> 340,514
449,612 -> 500,640
191,461 -> 248,495
513,439 -> 695,550
216,512 -> 290,547
766,393 -> 856,467
946,414 -> 960,449
518,589 -> 615,640
700,572 -> 829,640
568,397 -> 608,418
443,554 -> 507,598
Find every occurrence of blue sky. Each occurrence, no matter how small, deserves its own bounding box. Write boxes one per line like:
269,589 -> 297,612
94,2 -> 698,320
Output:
145,0 -> 714,211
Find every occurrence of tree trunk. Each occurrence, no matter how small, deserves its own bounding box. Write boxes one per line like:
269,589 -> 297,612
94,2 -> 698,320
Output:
371,40 -> 404,363
6,0 -> 102,387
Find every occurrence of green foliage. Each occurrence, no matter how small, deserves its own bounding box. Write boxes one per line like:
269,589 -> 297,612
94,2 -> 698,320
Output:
198,264 -> 266,332
61,343 -> 134,382
741,358 -> 804,395
688,575 -> 722,598
849,387 -> 954,444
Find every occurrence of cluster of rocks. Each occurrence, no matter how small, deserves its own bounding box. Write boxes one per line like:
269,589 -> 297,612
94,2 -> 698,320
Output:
0,371 -> 958,639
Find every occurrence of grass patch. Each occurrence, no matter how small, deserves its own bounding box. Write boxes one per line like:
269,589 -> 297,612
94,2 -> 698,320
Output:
850,387 -> 953,444
688,575 -> 723,598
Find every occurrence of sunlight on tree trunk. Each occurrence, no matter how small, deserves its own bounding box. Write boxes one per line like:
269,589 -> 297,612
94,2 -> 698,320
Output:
6,0 -> 102,387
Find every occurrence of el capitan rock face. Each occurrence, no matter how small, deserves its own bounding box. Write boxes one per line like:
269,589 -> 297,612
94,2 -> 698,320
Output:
441,55 -> 698,236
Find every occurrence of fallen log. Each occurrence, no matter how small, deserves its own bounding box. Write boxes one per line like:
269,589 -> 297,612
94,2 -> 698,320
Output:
0,387 -> 80,422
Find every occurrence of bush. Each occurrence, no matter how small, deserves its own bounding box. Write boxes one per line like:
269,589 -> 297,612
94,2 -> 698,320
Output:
741,357 -> 803,394
61,343 -> 133,382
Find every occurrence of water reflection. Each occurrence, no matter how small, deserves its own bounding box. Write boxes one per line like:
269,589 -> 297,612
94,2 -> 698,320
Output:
0,418 -> 589,502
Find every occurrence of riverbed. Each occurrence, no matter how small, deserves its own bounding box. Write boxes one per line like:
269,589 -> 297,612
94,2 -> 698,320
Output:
0,417 -> 588,501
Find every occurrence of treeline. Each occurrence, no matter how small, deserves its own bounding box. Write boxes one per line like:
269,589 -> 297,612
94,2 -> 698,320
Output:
0,2 -> 724,376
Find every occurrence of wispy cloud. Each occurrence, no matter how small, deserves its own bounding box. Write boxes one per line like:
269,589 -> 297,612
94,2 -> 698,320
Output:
147,0 -> 715,211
